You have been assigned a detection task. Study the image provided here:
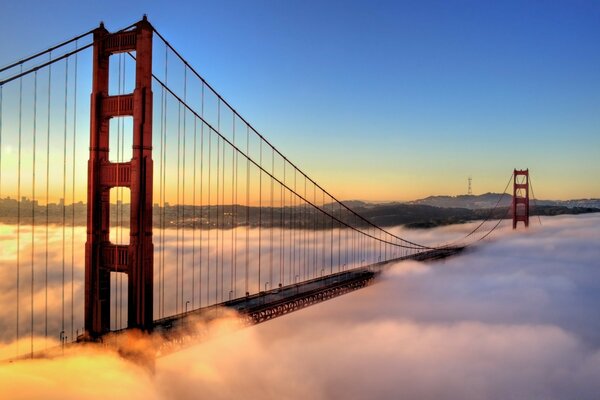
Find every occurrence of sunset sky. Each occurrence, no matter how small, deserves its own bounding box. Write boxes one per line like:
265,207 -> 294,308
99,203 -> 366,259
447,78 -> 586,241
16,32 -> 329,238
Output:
1,3 -> 600,397
0,0 -> 599,202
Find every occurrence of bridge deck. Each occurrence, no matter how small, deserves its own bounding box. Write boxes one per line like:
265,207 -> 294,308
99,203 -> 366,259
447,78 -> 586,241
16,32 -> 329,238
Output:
2,247 -> 462,363
146,246 -> 463,356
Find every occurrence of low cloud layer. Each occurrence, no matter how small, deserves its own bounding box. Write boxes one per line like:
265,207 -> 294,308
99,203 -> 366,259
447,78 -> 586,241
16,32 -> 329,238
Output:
1,213 -> 599,399
154,213 -> 600,399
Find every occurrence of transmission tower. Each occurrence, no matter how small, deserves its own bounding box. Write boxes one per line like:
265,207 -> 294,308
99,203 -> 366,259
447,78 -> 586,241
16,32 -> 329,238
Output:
467,176 -> 472,195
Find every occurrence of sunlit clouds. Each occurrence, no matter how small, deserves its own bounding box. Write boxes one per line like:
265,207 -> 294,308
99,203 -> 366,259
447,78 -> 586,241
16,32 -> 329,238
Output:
1,213 -> 599,399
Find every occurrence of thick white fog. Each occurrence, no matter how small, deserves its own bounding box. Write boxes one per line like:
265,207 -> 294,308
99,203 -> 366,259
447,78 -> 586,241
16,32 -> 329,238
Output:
1,213 -> 599,399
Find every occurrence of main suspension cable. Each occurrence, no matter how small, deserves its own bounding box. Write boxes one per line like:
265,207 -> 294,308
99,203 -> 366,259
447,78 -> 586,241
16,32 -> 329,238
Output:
0,28 -> 93,74
127,51 -> 434,251
1,22 -> 137,87
150,27 -> 432,251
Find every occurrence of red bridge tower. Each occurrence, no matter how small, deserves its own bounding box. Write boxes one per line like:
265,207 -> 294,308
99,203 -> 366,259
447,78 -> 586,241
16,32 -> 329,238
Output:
512,169 -> 529,229
85,18 -> 154,337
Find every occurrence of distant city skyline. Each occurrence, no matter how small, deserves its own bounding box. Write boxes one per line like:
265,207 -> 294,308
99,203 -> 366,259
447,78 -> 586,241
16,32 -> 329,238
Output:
0,1 -> 598,203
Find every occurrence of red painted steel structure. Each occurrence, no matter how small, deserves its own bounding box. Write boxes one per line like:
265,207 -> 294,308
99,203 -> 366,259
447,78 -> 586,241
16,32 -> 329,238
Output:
85,17 -> 154,337
512,169 -> 529,229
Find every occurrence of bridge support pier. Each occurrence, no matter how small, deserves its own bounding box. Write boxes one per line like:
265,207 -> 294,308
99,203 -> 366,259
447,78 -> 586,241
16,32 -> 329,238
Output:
85,17 -> 154,338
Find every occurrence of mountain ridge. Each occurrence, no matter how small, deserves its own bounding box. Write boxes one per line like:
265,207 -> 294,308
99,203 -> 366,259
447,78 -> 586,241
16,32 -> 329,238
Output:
343,193 -> 600,210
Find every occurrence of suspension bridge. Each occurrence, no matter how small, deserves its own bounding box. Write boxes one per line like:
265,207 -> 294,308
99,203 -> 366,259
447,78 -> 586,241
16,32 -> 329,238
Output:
0,17 -> 533,361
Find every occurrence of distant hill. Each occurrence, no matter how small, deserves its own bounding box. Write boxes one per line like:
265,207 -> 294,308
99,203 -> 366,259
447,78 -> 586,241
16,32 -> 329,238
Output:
342,201 -> 598,229
406,193 -> 600,210
2,196 -> 598,230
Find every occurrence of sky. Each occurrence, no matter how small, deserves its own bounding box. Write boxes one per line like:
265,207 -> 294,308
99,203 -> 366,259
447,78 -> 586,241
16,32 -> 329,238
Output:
1,214 -> 599,399
0,0 -> 599,201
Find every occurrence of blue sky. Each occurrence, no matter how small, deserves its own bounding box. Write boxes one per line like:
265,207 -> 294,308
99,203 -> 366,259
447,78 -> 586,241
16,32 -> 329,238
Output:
1,0 -> 599,200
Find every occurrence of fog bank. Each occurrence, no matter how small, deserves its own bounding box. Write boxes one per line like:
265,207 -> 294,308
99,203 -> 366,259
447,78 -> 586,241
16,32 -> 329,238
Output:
1,213 -> 599,399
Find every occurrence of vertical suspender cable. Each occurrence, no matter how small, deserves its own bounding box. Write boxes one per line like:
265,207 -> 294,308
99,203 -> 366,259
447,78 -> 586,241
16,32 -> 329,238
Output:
220,131 -> 225,302
216,102 -> 221,305
159,46 -> 168,318
206,127 -> 211,306
192,116 -> 196,308
283,163 -> 286,284
321,191 -> 325,276
162,82 -> 166,318
258,140 -> 262,293
292,170 -> 295,281
0,85 -> 2,198
339,203 -> 342,271
280,168 -> 284,286
16,64 -> 23,355
16,66 -> 25,355
16,66 -> 23,355
357,216 -> 360,267
289,168 -> 293,282
245,125 -> 249,296
304,177 -> 307,279
313,184 -> 316,278
45,55 -> 51,344
199,82 -> 204,306
181,66 -> 187,310
300,177 -> 304,279
217,101 -> 221,304
31,71 -> 38,356
378,226 -> 381,262
62,58 -> 69,342
231,114 -> 236,298
343,208 -> 347,265
367,228 -> 370,264
360,217 -> 363,266
176,100 -> 181,313
71,43 -> 78,340
330,196 -> 333,274
384,232 -> 387,261
354,216 -> 362,267
220,133 -> 225,302
269,148 -> 274,289
301,177 -> 304,279
344,206 -> 348,268
352,214 -> 355,268
216,135 -> 220,304
357,217 -> 360,266
158,50 -> 164,318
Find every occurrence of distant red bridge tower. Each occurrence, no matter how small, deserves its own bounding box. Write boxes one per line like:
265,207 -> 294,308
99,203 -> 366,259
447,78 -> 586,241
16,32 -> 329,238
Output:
512,169 -> 529,229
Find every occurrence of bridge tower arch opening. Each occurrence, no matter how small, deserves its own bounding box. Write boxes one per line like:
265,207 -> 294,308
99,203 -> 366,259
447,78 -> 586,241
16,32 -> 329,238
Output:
512,169 -> 529,229
85,17 -> 153,338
